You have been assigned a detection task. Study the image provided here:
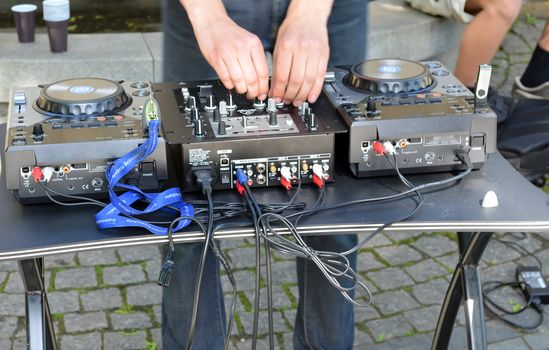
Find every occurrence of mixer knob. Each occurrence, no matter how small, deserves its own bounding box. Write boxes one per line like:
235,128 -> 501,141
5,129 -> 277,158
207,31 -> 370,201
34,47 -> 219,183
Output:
367,100 -> 377,113
299,102 -> 309,116
190,107 -> 199,123
253,98 -> 265,109
213,109 -> 221,122
266,98 -> 277,112
205,94 -> 216,111
226,92 -> 236,110
309,113 -> 317,130
194,118 -> 205,137
242,115 -> 248,128
186,96 -> 196,111
269,111 -> 278,126
303,106 -> 311,122
219,101 -> 228,116
218,121 -> 227,135
33,123 -> 44,141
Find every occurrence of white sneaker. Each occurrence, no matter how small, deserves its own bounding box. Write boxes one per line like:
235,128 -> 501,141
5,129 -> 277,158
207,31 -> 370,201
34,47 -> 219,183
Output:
406,0 -> 474,23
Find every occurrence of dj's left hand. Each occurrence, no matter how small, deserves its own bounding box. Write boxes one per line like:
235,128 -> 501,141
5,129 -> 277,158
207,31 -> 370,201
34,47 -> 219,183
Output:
269,1 -> 332,107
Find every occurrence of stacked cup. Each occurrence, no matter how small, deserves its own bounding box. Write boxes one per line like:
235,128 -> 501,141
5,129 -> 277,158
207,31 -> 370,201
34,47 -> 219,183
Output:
43,0 -> 71,53
11,4 -> 38,43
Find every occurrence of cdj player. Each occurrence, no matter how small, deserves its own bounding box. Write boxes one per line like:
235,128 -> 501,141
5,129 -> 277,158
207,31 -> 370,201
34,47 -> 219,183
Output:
323,59 -> 497,177
4,78 -> 168,203
155,80 -> 347,192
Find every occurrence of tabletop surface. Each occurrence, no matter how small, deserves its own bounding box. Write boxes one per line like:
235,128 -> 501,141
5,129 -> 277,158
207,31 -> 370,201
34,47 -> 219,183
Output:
1,123 -> 548,260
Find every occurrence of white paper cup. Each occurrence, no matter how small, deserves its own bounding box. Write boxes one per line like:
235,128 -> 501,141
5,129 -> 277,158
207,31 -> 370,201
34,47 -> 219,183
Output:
43,0 -> 70,22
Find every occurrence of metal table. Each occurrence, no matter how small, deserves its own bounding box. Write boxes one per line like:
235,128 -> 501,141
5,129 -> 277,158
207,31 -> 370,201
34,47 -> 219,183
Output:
1,124 -> 548,350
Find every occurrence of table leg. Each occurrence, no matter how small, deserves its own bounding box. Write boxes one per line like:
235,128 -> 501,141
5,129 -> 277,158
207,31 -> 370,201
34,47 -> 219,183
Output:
18,258 -> 58,350
431,232 -> 493,350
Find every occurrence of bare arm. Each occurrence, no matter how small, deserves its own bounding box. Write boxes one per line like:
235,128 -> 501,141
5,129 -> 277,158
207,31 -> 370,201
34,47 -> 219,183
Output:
269,0 -> 334,106
180,0 -> 269,99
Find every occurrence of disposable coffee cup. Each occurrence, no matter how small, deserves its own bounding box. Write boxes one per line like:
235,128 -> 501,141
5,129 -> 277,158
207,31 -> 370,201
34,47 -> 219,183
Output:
11,4 -> 38,43
43,0 -> 71,53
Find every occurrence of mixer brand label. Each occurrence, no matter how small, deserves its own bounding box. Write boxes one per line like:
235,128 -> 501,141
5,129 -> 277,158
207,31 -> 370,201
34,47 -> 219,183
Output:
69,86 -> 95,94
378,65 -> 401,73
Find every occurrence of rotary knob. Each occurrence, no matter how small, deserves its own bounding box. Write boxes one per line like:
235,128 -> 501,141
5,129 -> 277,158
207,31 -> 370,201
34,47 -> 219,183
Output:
347,59 -> 433,93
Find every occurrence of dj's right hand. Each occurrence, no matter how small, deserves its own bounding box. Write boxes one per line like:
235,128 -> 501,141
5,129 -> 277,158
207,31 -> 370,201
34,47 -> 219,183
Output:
182,0 -> 269,100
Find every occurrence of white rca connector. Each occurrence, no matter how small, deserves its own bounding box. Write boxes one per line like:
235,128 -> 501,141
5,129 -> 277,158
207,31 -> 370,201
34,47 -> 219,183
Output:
383,141 -> 396,155
280,166 -> 292,181
42,167 -> 55,182
312,164 -> 324,178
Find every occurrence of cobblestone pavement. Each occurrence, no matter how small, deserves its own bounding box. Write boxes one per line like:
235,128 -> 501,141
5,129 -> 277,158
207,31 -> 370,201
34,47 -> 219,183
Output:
1,7 -> 549,350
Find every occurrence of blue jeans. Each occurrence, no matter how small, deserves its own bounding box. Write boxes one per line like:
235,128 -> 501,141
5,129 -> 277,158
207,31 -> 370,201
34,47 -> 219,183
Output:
162,1 -> 367,349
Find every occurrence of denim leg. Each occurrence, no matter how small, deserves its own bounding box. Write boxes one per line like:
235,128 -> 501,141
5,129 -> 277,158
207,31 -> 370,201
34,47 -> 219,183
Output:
327,0 -> 368,66
294,234 -> 358,350
161,243 -> 226,350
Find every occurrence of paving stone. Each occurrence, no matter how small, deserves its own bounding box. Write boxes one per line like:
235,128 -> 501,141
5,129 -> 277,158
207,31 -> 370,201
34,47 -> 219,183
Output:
481,240 -> 522,265
366,314 -> 414,342
11,337 -> 26,350
282,308 -> 296,328
0,271 -> 6,285
238,310 -> 288,335
81,288 -> 123,311
222,270 -> 261,292
228,247 -> 262,269
281,332 -> 294,349
403,305 -> 441,332
110,311 -> 152,330
524,331 -> 549,350
368,333 -> 433,349
270,261 -> 297,284
373,290 -> 420,316
48,290 -> 80,314
434,253 -> 458,271
0,293 -> 25,316
221,238 -> 247,250
151,327 -> 162,349
488,337 -> 529,350
368,267 -> 415,290
412,278 -> 449,306
60,332 -> 101,350
405,258 -> 449,282
0,261 -> 18,271
64,311 -> 108,333
55,267 -> 97,289
153,305 -> 162,324
0,339 -> 11,350
365,233 -> 393,247
355,304 -> 381,322
241,286 -> 293,310
233,336 -> 275,350
145,260 -> 160,282
486,320 -> 525,344
481,262 -> 517,282
0,316 -> 18,338
126,284 -> 162,306
44,253 -> 77,268
103,330 -> 148,350
4,271 -> 24,293
357,251 -> 386,272
375,245 -> 423,266
117,245 -> 161,263
412,235 -> 456,257
497,233 -> 543,253
102,265 -> 147,286
354,327 -> 375,346
78,249 -> 118,266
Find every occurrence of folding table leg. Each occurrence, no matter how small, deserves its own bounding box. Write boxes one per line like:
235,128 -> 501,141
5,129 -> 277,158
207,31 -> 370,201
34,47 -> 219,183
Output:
431,232 -> 493,350
18,258 -> 58,350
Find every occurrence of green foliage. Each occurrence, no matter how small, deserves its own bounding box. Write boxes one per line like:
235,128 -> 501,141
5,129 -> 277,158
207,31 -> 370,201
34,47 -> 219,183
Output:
525,13 -> 538,26
376,333 -> 386,342
115,304 -> 135,314
145,340 -> 157,350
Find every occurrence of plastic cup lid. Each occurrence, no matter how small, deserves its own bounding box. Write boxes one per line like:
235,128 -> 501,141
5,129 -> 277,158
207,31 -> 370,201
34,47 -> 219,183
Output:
11,4 -> 38,12
43,0 -> 70,21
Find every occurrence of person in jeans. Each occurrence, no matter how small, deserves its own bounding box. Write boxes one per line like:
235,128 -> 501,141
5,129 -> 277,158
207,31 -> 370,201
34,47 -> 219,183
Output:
161,0 -> 367,348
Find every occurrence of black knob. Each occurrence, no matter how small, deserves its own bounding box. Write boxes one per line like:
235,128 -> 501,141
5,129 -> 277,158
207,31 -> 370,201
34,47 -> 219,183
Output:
186,96 -> 196,111
190,107 -> 199,123
218,121 -> 227,135
33,123 -> 43,136
367,100 -> 377,112
309,113 -> 317,129
213,109 -> 221,122
194,119 -> 204,136
269,111 -> 278,126
303,107 -> 311,122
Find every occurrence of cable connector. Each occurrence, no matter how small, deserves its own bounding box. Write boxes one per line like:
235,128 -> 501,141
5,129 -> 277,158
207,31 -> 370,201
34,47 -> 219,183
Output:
280,177 -> 292,190
193,168 -> 214,195
158,249 -> 175,288
42,167 -> 54,182
280,166 -> 292,181
234,180 -> 246,195
235,168 -> 248,185
455,150 -> 472,168
32,167 -> 43,183
372,141 -> 385,155
383,141 -> 396,155
312,164 -> 324,178
312,174 -> 324,188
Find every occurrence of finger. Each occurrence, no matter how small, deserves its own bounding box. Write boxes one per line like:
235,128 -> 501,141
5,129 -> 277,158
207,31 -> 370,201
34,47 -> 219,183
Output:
222,55 -> 247,95
250,44 -> 269,100
269,47 -> 292,102
213,58 -> 234,90
293,54 -> 319,106
237,54 -> 259,99
307,51 -> 329,103
282,52 -> 307,104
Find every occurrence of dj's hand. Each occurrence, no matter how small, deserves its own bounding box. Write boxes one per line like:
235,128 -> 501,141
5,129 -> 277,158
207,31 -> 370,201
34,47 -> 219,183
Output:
269,2 -> 332,107
189,9 -> 269,100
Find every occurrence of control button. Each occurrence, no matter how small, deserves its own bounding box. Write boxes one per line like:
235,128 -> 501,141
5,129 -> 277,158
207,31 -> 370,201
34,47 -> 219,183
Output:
269,111 -> 278,126
96,116 -> 107,122
431,92 -> 442,97
218,121 -> 227,135
52,125 -> 64,129
194,118 -> 205,136
220,171 -> 231,184
425,62 -> 441,69
114,115 -> 124,121
446,89 -> 456,94
381,101 -> 393,106
33,123 -> 43,136
429,98 -> 442,103
140,162 -> 155,173
442,84 -> 457,89
11,138 -> 26,145
213,109 -> 221,122
13,92 -> 27,105
71,124 -> 84,128
414,100 -> 427,104
105,121 -> 118,127
432,70 -> 449,76
471,135 -> 485,147
425,152 -> 436,161
131,82 -> 149,89
366,100 -> 377,113
88,122 -> 100,127
132,90 -> 150,97
399,100 -> 411,105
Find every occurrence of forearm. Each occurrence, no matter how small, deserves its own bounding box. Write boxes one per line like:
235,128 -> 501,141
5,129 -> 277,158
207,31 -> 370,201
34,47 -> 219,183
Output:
286,0 -> 334,23
179,0 -> 229,30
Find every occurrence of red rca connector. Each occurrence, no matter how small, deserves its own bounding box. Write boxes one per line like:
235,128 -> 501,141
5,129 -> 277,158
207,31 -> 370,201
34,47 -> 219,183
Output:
312,174 -> 324,188
372,141 -> 385,155
280,177 -> 292,190
32,166 -> 43,183
234,180 -> 246,195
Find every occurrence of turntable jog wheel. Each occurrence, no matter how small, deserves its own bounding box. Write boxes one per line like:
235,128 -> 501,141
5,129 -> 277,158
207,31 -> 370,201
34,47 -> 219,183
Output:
35,78 -> 131,116
347,58 -> 433,93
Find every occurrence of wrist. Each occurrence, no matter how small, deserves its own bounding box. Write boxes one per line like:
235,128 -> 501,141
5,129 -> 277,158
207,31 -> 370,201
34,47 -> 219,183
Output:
286,0 -> 333,23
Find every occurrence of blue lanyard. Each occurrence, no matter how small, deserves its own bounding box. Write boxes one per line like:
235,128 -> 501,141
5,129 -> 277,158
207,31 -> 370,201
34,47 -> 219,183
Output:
95,119 -> 194,235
